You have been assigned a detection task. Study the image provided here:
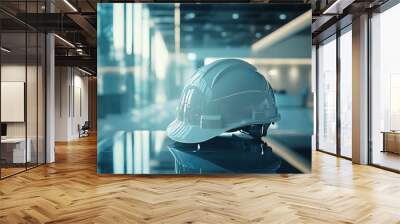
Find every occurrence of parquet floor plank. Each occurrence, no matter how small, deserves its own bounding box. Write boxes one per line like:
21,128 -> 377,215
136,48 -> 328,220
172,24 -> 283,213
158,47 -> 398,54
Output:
1,135 -> 400,223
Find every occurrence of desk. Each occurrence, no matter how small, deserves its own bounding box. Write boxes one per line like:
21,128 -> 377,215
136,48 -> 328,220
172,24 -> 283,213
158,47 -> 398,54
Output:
382,131 -> 400,154
1,138 -> 31,163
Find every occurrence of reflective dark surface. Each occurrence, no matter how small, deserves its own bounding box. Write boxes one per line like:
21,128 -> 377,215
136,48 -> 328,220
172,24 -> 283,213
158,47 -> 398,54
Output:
97,3 -> 313,175
97,131 -> 310,174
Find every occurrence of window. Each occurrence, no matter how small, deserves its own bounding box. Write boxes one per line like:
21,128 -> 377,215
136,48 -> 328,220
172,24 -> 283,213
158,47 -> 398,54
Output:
339,27 -> 352,158
370,3 -> 400,171
317,36 -> 337,154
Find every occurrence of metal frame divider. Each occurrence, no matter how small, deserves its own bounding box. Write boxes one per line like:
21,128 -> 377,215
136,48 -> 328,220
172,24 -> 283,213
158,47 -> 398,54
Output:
367,10 -> 373,165
336,26 -> 341,157
315,24 -> 353,161
315,44 -> 319,151
36,0 -> 39,168
25,0 -> 28,171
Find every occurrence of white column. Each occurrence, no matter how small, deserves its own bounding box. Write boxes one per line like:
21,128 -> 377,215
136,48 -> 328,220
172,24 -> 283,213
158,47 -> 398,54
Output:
352,14 -> 369,164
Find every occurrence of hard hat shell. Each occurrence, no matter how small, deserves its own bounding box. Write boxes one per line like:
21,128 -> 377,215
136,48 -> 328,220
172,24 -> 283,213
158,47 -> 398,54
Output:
167,59 -> 280,143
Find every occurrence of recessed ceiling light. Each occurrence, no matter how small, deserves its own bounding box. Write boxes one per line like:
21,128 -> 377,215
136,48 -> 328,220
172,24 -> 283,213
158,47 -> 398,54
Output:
232,13 -> 239,20
269,69 -> 279,76
264,25 -> 271,30
221,32 -> 227,37
1,47 -> 11,53
255,33 -> 262,38
78,67 -> 93,76
322,0 -> 345,14
185,12 -> 195,20
279,14 -> 287,20
187,53 -> 196,61
54,34 -> 75,48
63,0 -> 78,12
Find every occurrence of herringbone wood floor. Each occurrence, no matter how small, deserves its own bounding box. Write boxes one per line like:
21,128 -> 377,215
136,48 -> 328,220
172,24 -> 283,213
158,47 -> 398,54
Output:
1,135 -> 400,224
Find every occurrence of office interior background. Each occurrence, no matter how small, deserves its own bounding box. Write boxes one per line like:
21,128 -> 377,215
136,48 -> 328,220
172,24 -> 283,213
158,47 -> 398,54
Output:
0,0 -> 400,223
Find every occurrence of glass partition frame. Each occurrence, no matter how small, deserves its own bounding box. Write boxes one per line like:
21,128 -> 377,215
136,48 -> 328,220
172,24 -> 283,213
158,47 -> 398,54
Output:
0,0 -> 47,180
315,25 -> 353,160
369,3 -> 400,173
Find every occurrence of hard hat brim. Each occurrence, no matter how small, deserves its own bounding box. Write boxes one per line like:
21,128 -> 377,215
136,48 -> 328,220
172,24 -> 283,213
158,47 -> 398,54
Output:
166,119 -> 226,144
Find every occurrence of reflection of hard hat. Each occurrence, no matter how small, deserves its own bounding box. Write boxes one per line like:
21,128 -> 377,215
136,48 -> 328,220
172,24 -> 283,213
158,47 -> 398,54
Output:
168,135 -> 281,174
167,59 -> 280,143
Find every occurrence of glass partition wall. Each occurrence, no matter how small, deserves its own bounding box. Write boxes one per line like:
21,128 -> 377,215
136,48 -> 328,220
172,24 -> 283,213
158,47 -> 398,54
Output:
0,30 -> 27,177
316,26 -> 352,159
0,2 -> 46,179
317,1 -> 400,171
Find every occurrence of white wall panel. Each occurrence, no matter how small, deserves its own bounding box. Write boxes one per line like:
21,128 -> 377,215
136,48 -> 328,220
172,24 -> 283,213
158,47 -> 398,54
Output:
1,82 -> 25,122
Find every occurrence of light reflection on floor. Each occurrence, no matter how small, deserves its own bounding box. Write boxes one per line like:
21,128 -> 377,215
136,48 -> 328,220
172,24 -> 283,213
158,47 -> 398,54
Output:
97,131 -> 310,174
372,150 -> 400,171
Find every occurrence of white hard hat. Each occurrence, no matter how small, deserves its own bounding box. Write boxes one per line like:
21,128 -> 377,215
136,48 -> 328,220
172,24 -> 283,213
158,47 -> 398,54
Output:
167,59 -> 280,143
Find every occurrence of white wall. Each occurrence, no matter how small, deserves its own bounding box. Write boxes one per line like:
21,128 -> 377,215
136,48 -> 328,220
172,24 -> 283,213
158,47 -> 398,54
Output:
71,73 -> 89,138
1,65 -> 26,141
1,63 -> 46,163
55,67 -> 89,141
1,65 -> 31,138
1,64 -> 26,81
55,66 -> 69,141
